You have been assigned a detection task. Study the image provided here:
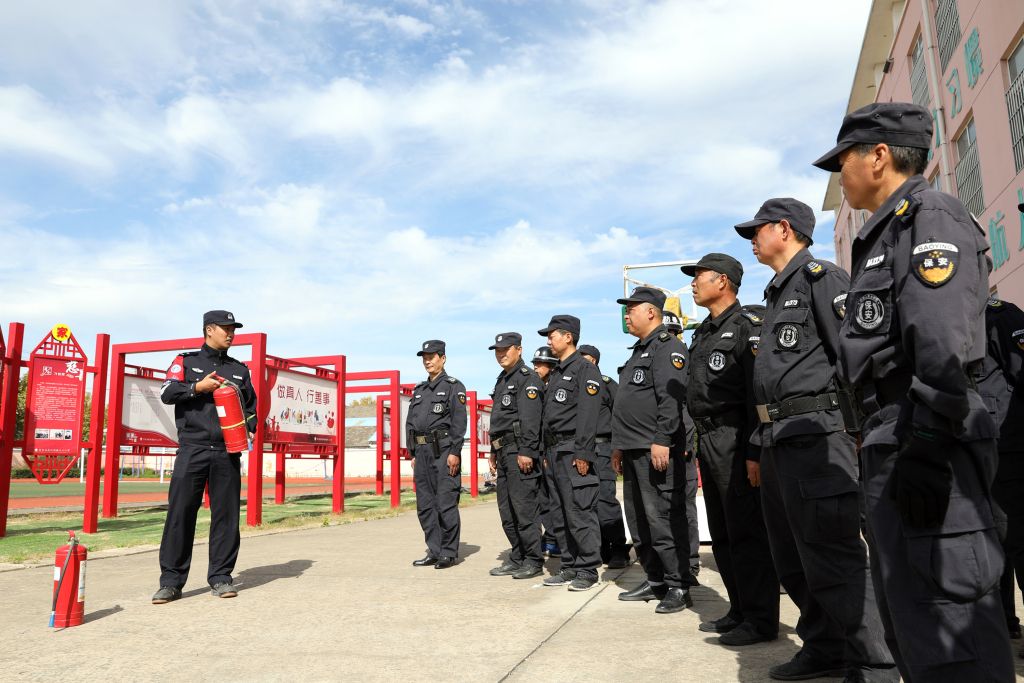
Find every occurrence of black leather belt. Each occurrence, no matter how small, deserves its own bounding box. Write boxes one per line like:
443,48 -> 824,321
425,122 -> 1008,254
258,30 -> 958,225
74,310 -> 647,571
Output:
755,393 -> 839,424
543,430 -> 575,448
412,429 -> 449,445
491,432 -> 518,450
692,411 -> 744,435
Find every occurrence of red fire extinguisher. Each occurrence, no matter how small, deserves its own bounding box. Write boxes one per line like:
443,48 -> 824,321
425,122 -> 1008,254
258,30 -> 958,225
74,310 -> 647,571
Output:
51,531 -> 86,628
213,375 -> 249,453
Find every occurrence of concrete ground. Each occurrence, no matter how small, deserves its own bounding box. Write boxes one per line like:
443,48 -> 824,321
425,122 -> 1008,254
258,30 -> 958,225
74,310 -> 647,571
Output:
2,496 -> 1022,682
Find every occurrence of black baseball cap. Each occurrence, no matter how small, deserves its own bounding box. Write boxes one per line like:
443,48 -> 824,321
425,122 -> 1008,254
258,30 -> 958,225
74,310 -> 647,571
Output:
680,253 -> 744,287
538,314 -> 581,338
616,286 -> 667,309
488,332 -> 523,350
734,198 -> 815,244
203,310 -> 243,328
813,102 -> 932,173
532,346 -> 558,365
577,344 -> 601,363
417,340 -> 446,356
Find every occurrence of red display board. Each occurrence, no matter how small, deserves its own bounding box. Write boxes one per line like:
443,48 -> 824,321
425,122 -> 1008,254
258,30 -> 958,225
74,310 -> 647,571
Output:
23,327 -> 88,483
264,366 -> 339,447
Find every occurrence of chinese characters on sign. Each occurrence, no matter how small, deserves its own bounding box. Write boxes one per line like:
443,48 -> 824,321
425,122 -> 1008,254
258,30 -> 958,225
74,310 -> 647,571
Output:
965,28 -> 983,88
264,369 -> 338,445
25,357 -> 86,456
990,211 -> 1009,270
946,69 -> 962,118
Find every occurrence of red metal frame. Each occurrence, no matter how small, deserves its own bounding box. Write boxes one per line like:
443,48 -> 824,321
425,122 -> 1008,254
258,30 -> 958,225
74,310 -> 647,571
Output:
466,393 -> 492,498
0,323 -> 25,537
345,371 -> 403,507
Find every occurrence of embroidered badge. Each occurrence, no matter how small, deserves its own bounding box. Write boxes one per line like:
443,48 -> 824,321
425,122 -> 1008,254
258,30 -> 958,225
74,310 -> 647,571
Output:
1013,329 -> 1024,352
525,386 -> 539,400
554,388 -> 568,403
720,332 -> 734,339
432,403 -> 444,414
632,369 -> 646,384
457,392 -> 466,404
855,293 -> 885,331
777,324 -> 799,348
784,299 -> 799,308
501,394 -> 512,407
865,254 -> 885,269
708,351 -> 726,371
749,336 -> 760,356
586,379 -> 600,396
911,242 -> 958,288
832,293 -> 847,320
671,352 -> 685,370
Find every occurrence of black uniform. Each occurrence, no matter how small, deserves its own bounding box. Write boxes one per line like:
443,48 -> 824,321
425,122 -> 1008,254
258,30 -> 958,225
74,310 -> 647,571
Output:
542,351 -> 604,577
838,176 -> 1013,680
593,371 -> 628,564
489,359 -> 545,569
407,371 -> 468,560
752,249 -> 893,674
158,344 -> 257,589
612,325 -> 696,591
979,298 -> 1024,635
688,301 -> 779,636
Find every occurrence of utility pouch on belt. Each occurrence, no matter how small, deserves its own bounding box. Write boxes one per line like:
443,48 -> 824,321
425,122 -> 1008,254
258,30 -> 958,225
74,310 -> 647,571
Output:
837,387 -> 862,435
430,431 -> 442,459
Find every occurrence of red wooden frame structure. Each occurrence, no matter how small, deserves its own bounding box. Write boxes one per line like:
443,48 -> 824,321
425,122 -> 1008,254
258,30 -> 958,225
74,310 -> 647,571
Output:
466,392 -> 492,498
345,371 -> 403,508
102,334 -> 345,529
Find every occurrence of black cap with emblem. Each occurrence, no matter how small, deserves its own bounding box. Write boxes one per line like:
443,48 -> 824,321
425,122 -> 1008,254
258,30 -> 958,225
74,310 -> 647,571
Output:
734,198 -> 816,244
416,339 -> 446,356
616,286 -> 667,309
532,346 -> 558,365
681,253 -> 744,287
203,310 -> 243,328
538,314 -> 581,338
812,102 -> 932,173
488,332 -> 523,350
663,310 -> 683,334
577,344 -> 601,364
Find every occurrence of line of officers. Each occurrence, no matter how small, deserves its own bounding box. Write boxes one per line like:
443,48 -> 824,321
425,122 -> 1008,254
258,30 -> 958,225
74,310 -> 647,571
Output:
406,102 -> 1024,682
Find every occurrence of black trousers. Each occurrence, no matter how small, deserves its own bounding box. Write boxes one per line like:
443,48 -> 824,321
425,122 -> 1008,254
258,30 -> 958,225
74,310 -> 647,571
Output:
993,452 -> 1024,632
621,449 -> 695,589
685,457 -> 699,572
413,442 -> 461,558
545,443 -> 601,575
540,452 -> 562,546
159,443 -> 241,588
496,446 -> 543,567
861,428 -> 1012,681
761,431 -> 894,675
595,440 -> 627,560
697,423 -> 779,634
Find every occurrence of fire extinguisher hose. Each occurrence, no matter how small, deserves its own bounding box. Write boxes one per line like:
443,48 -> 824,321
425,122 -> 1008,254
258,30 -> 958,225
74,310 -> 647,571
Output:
49,532 -> 78,627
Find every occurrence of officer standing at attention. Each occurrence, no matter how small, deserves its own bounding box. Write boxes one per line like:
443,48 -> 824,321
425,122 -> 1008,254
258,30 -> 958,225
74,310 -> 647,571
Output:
537,315 -> 604,591
578,343 -> 630,569
612,287 -> 696,614
815,102 -> 1013,680
152,310 -> 257,604
735,200 -> 895,681
683,253 -> 780,646
487,332 -> 546,580
978,296 -> 1024,643
408,340 -> 467,570
532,345 -> 562,558
665,310 -> 701,579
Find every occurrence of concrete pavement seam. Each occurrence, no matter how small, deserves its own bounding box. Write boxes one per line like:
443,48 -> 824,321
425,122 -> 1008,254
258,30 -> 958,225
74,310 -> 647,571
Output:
498,567 -> 629,682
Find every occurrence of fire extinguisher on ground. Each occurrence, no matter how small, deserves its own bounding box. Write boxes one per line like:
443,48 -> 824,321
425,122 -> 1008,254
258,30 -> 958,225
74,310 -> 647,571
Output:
51,530 -> 86,628
213,375 -> 250,453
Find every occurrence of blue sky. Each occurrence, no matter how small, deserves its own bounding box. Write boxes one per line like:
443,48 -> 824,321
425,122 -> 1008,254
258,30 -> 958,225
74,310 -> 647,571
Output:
0,0 -> 870,394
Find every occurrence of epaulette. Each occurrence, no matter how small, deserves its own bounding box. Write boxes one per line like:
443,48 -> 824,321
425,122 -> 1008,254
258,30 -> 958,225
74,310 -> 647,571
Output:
739,307 -> 764,325
988,298 -> 1004,309
658,331 -> 671,342
601,375 -> 611,383
446,376 -> 459,384
181,350 -> 199,357
894,194 -> 920,223
519,366 -> 530,375
804,261 -> 826,280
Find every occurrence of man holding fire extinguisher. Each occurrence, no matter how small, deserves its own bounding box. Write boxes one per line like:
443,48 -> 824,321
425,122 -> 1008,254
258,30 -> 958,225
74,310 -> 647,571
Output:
152,310 -> 257,603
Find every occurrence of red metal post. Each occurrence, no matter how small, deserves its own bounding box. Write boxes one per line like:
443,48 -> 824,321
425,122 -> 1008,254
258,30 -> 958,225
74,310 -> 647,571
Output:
246,333 -> 268,527
389,370 -> 401,508
275,452 -> 285,504
332,354 -> 346,513
468,391 -> 479,498
0,323 -> 25,537
375,395 -> 385,495
102,347 -> 127,518
82,334 -> 109,533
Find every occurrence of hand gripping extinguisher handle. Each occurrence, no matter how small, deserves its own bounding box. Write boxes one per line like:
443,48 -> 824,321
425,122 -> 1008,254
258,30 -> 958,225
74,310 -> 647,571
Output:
50,531 -> 78,627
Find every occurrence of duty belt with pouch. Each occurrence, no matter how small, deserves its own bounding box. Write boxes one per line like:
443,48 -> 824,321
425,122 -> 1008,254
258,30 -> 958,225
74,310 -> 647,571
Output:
543,430 -> 575,449
491,421 -> 524,451
692,410 -> 745,435
413,429 -> 449,458
755,392 -> 841,424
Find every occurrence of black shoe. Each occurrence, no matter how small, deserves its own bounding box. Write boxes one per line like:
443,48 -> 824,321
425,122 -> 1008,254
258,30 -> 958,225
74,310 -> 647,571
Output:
568,572 -> 598,592
607,553 -> 631,569
618,581 -> 666,602
698,614 -> 742,633
513,564 -> 543,580
689,564 -> 701,577
654,587 -> 692,614
434,557 -> 456,569
769,652 -> 846,681
151,586 -> 182,604
489,561 -> 521,576
718,622 -> 777,646
412,555 -> 438,567
210,582 -> 238,598
543,569 -> 575,586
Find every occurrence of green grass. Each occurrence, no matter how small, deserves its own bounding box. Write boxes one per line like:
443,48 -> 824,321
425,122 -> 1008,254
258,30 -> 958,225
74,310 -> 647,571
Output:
0,491 -> 423,564
7,479 -> 336,499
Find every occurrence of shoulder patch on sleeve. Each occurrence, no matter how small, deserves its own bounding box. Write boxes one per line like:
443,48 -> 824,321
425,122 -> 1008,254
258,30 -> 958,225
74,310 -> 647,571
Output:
585,379 -> 600,395
165,355 -> 186,381
804,261 -> 826,280
911,241 -> 958,288
739,307 -> 763,324
670,352 -> 686,370
658,331 -> 670,342
457,391 -> 466,404
832,293 -> 848,319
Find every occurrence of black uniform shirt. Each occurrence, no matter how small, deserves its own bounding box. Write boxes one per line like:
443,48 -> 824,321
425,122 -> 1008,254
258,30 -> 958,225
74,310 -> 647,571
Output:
488,359 -> 544,458
595,370 -> 618,438
406,371 -> 468,455
976,299 -> 1024,452
161,344 -> 258,449
838,175 -> 991,438
753,248 -> 849,446
687,301 -> 761,445
611,324 -> 689,452
542,350 -> 603,463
